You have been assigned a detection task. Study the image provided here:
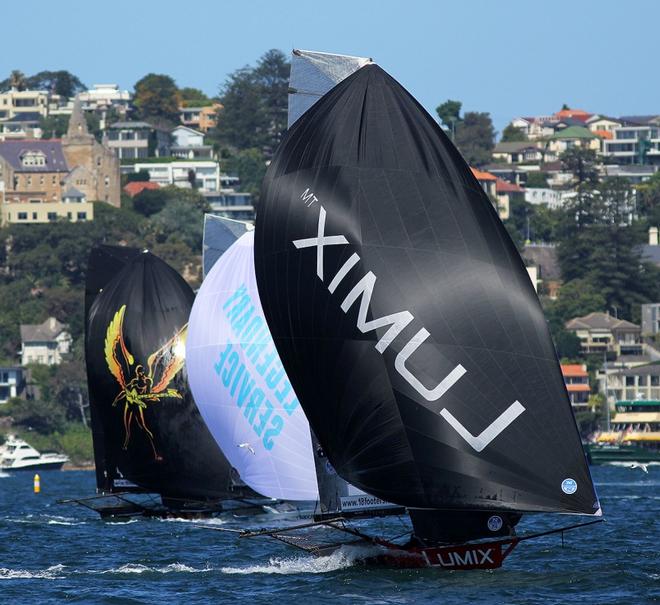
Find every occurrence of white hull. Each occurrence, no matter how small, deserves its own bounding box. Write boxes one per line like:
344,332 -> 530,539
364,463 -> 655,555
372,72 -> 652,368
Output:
0,436 -> 68,471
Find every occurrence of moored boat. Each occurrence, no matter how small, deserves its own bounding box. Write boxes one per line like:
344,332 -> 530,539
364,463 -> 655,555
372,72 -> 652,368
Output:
0,435 -> 68,471
586,399 -> 660,464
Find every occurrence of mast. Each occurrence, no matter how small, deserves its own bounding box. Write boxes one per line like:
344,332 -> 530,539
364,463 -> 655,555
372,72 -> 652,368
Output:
310,429 -> 349,518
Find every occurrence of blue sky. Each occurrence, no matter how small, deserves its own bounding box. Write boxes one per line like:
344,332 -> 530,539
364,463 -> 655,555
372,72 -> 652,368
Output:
3,0 -> 658,134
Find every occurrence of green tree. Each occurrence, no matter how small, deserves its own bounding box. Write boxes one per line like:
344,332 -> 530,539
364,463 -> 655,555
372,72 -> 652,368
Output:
501,124 -> 527,142
529,204 -> 560,242
455,111 -> 495,166
213,49 -> 289,158
179,87 -> 212,106
637,170 -> 660,227
560,147 -> 599,185
556,178 -> 660,320
554,329 -> 583,359
126,170 -> 150,183
47,359 -> 89,425
223,148 -> 267,204
546,279 -> 607,328
8,70 -> 27,91
524,172 -> 548,188
436,99 -> 462,130
39,114 -> 70,138
133,188 -> 168,216
5,398 -> 66,434
27,70 -> 85,97
39,112 -> 100,139
133,73 -> 180,125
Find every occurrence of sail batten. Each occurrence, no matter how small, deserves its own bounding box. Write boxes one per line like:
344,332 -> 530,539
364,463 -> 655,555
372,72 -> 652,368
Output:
255,64 -> 599,517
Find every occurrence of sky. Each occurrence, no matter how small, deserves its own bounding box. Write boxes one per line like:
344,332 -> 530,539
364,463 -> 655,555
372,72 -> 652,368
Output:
3,0 -> 659,135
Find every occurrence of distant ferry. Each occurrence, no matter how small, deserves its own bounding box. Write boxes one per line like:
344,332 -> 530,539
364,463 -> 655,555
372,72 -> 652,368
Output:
0,435 -> 69,471
586,399 -> 660,464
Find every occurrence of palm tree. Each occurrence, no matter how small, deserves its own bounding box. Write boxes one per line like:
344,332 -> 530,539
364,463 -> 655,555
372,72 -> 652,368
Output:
9,70 -> 27,91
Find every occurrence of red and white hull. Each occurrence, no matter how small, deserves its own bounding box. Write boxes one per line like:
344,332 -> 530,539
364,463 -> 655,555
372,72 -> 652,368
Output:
366,537 -> 519,570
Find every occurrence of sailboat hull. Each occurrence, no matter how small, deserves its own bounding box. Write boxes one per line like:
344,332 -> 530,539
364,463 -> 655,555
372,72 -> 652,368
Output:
370,538 -> 519,569
310,537 -> 519,570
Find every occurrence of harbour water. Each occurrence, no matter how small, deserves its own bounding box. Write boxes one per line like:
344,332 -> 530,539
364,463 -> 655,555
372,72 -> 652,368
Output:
0,465 -> 658,604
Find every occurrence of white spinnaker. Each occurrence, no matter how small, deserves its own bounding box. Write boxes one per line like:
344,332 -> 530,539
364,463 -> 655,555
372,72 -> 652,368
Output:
186,232 -> 319,500
288,49 -> 372,128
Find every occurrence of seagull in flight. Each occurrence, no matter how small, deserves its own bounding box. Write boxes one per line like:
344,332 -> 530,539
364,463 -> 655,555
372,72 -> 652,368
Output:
630,462 -> 649,473
237,443 -> 256,455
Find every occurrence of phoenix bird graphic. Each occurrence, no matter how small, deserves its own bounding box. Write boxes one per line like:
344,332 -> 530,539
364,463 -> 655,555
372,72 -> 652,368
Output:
104,304 -> 187,460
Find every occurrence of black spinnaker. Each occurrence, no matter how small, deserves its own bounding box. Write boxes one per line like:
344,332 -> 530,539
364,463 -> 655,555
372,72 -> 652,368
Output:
85,247 -> 244,502
85,245 -> 141,492
255,64 -> 599,543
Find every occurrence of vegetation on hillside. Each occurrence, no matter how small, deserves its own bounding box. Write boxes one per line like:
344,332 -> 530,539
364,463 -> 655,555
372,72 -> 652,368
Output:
0,190 -> 209,462
2,53 -> 659,456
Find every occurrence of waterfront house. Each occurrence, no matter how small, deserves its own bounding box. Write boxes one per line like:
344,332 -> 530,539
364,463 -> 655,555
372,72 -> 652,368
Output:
494,177 -> 524,220
0,367 -> 25,404
521,243 -> 561,299
123,181 -> 160,197
605,365 -> 660,403
179,103 -> 220,133
561,364 -> 591,409
170,126 -> 213,159
546,126 -> 600,154
600,119 -> 660,166
565,312 -> 642,357
641,301 -> 660,337
129,159 -> 220,192
105,121 -> 171,160
20,317 -> 71,366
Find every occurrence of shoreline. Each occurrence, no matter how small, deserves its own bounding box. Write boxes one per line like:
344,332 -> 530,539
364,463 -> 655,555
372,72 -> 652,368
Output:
62,464 -> 95,471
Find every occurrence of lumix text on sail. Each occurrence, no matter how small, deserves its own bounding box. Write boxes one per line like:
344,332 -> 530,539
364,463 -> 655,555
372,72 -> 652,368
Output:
292,189 -> 525,453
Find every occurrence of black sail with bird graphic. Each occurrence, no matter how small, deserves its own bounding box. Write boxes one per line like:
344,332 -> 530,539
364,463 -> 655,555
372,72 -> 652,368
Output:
254,64 -> 599,541
85,245 -> 141,491
85,248 -> 239,499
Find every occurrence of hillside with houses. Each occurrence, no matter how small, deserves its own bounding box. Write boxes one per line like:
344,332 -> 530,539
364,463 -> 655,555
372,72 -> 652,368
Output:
1,53 -> 659,460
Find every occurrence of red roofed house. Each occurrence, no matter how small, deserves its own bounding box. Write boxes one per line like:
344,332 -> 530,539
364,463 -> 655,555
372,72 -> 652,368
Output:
554,108 -> 593,123
123,181 -> 160,197
470,166 -> 496,195
495,178 -> 524,221
561,364 -> 591,409
471,168 -> 516,221
592,130 -> 613,140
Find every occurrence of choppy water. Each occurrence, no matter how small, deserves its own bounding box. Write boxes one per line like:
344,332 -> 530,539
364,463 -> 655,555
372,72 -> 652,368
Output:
0,466 -> 658,604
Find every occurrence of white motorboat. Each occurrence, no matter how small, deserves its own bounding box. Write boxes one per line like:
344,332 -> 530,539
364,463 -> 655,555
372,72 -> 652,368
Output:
0,435 -> 68,471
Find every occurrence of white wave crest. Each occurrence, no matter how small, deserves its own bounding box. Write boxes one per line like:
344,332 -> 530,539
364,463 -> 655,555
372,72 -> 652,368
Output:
3,514 -> 85,526
221,545 -> 378,575
0,564 -> 67,580
159,516 -> 226,526
98,562 -> 212,575
605,461 -> 660,468
46,515 -> 86,526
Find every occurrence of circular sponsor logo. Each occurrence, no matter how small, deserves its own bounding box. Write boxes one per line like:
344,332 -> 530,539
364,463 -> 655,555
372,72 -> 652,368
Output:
562,478 -> 578,494
487,515 -> 503,532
